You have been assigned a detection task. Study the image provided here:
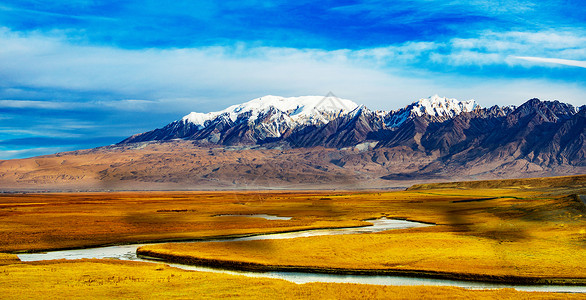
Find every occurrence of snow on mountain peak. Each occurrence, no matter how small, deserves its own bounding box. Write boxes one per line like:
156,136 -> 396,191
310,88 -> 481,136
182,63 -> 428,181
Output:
384,95 -> 480,128
182,94 -> 480,133
182,95 -> 359,128
182,112 -> 212,128
229,94 -> 358,118
411,94 -> 479,117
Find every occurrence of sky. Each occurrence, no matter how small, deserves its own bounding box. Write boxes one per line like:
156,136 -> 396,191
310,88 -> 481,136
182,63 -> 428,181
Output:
0,0 -> 585,159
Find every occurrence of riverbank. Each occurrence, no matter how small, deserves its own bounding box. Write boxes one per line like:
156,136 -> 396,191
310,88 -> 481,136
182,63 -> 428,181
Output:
136,247 -> 586,286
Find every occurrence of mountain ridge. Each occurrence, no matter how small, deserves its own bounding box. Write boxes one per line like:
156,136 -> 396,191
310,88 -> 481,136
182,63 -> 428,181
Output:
120,94 -> 584,171
120,94 -> 486,146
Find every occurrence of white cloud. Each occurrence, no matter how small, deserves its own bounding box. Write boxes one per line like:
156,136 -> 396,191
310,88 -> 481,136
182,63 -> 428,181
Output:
0,28 -> 584,114
0,99 -> 159,111
0,100 -> 71,109
431,31 -> 586,66
0,147 -> 69,160
514,56 -> 586,68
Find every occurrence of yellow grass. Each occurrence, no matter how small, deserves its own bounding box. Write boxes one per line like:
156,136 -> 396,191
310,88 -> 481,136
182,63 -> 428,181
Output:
0,259 -> 581,299
1,175 -> 585,297
136,183 -> 586,284
1,187 -> 562,253
0,253 -> 19,265
140,225 -> 586,282
409,174 -> 586,190
0,191 -> 371,252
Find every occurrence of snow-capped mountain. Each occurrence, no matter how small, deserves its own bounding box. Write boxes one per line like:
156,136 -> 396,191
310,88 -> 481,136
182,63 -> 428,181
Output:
182,94 -> 359,129
121,95 -> 584,169
122,94 -> 478,145
384,95 -> 478,128
411,95 -> 478,117
122,94 -> 360,144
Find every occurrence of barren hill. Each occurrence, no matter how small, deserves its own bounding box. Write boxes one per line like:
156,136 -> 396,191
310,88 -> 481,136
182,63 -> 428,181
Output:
1,140 -> 584,192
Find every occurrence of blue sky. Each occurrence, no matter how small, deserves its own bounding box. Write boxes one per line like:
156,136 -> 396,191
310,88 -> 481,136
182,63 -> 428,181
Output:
0,0 -> 585,159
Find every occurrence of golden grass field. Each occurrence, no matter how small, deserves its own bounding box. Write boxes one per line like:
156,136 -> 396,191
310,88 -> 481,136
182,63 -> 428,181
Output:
137,183 -> 586,284
1,174 -> 585,298
3,258 -> 583,299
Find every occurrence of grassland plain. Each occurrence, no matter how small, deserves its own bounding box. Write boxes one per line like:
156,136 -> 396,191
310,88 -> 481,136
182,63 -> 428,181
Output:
1,175 -> 585,298
137,175 -> 586,285
1,259 -> 584,299
2,188 -> 552,253
0,191 -> 369,252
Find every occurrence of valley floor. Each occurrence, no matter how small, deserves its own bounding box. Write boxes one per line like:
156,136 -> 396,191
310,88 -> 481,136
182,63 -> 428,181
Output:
0,174 -> 585,298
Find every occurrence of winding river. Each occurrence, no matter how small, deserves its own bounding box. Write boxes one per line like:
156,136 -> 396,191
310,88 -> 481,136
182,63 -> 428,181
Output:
18,217 -> 586,293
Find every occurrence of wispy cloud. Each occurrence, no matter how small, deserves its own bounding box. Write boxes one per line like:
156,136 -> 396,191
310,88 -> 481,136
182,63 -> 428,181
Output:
0,100 -> 72,109
0,147 -> 69,160
514,56 -> 586,68
1,28 -> 584,112
0,99 -> 160,111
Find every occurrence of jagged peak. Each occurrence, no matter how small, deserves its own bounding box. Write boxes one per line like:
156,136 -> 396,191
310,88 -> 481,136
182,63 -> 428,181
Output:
410,94 -> 479,117
349,104 -> 367,115
182,94 -> 359,128
383,95 -> 479,128
513,98 -> 578,121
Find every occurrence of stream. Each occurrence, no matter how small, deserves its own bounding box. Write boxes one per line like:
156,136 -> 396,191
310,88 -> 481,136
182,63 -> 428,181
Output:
18,217 -> 585,293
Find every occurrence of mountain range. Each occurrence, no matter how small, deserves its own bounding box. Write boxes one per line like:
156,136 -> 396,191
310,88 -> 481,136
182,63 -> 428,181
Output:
122,94 -> 584,167
0,94 -> 584,191
122,93 -> 482,148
